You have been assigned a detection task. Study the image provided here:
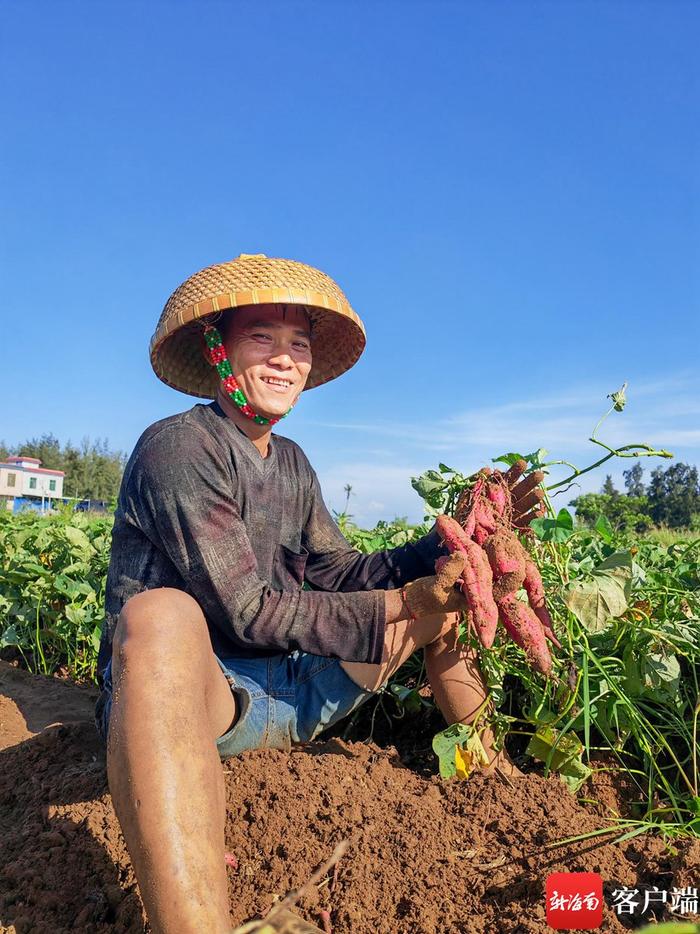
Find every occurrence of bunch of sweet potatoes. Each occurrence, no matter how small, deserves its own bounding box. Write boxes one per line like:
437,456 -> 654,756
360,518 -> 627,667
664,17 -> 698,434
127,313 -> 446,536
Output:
436,461 -> 560,676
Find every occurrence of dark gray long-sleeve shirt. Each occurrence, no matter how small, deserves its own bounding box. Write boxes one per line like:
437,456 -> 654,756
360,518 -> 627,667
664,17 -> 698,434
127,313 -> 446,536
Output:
97,402 -> 445,677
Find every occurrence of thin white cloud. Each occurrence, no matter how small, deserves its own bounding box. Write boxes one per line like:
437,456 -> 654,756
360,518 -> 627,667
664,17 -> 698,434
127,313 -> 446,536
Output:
309,372 -> 700,524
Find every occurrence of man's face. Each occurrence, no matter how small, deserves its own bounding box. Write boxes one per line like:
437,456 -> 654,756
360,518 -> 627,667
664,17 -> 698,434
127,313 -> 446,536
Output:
221,304 -> 313,419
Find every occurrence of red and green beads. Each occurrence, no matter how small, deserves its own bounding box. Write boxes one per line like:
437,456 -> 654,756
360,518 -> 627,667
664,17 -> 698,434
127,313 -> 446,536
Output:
203,324 -> 291,427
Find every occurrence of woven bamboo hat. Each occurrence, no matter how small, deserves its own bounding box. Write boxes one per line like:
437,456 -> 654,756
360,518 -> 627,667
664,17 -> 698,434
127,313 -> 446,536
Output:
150,253 -> 366,398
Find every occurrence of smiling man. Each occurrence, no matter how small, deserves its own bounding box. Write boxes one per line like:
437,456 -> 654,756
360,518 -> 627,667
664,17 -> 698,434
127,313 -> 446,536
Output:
95,254 -> 531,933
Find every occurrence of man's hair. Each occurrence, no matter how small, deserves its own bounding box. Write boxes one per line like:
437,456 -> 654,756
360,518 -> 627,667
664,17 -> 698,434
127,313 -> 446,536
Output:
216,304 -> 313,339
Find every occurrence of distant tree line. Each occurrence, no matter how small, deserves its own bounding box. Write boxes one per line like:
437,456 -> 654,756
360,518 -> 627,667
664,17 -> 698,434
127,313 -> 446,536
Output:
571,462 -> 700,532
0,434 -> 126,502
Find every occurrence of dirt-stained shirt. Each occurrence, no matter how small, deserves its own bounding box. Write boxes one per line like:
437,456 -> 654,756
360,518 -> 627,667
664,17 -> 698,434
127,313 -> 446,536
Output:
97,402 -> 445,677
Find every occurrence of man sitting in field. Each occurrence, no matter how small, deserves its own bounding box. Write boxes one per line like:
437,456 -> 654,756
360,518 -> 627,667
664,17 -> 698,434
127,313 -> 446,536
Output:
96,253 -> 539,933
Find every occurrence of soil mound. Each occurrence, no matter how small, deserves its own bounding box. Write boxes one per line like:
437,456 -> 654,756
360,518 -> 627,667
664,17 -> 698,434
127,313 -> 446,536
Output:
1,664 -> 698,933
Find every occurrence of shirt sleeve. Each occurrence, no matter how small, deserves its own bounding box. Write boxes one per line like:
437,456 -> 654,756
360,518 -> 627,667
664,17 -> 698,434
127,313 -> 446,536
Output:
120,424 -> 385,664
302,468 -> 448,592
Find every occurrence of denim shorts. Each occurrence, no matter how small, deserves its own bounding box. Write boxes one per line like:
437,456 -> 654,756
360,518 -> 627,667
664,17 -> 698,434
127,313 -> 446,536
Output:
95,650 -> 376,758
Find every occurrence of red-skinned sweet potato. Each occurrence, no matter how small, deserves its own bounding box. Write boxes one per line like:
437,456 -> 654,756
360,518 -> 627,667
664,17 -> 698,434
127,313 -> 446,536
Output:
436,516 -> 499,648
497,594 -> 553,676
483,531 -> 527,601
522,557 -> 561,648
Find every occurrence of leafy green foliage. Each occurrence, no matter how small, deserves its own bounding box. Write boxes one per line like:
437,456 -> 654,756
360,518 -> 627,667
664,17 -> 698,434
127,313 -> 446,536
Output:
407,460 -> 700,834
0,508 -> 111,680
410,463 -> 472,516
492,448 -> 549,470
572,462 -> 700,533
531,508 -> 575,543
623,462 -> 645,497
432,722 -> 473,779
601,474 -> 618,496
335,514 -> 426,551
432,721 -> 488,779
648,463 -> 700,529
525,726 -> 591,792
563,552 -> 632,632
570,493 -> 654,533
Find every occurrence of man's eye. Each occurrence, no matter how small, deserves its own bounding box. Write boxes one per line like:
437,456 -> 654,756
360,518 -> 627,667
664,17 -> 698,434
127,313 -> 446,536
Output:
252,332 -> 272,340
293,341 -> 311,350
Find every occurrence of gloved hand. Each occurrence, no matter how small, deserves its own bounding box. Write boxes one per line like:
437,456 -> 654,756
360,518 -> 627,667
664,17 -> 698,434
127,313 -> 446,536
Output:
503,460 -> 546,530
399,551 -> 468,620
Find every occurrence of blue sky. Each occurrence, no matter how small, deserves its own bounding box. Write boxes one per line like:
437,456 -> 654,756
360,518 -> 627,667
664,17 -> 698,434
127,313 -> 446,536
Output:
2,1 -> 698,525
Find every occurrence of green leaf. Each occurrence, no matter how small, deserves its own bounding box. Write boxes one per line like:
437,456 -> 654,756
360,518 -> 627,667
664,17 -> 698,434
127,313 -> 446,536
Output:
528,448 -> 549,469
593,513 -> 614,543
389,684 -> 426,714
432,722 -> 472,779
642,652 -> 681,701
589,694 -> 633,746
64,526 -> 93,554
564,551 -> 632,632
608,382 -> 627,412
0,624 -> 21,648
526,726 -> 592,792
438,463 -> 458,474
531,508 -> 575,542
65,605 -> 86,626
411,471 -> 447,509
492,452 -> 526,467
493,449 -> 548,469
623,646 -> 644,697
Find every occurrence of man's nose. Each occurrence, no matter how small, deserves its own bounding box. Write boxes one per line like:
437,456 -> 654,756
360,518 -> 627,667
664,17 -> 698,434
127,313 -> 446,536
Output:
268,347 -> 294,367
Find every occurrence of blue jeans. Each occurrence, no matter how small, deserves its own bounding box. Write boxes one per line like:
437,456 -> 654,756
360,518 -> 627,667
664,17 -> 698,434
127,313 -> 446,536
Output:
95,650 -> 376,758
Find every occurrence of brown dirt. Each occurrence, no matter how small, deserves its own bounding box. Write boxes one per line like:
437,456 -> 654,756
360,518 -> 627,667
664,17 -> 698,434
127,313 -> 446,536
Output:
1,661 -> 698,933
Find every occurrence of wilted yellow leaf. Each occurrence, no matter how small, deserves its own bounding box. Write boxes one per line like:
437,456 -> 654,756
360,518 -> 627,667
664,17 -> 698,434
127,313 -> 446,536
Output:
454,744 -> 470,779
454,734 -> 489,779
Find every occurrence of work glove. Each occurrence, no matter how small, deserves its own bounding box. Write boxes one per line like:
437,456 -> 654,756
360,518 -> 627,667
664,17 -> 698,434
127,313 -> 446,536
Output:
502,460 -> 547,530
399,551 -> 468,620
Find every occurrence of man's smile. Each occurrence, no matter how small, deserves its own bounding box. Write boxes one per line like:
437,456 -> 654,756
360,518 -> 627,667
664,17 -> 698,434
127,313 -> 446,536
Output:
260,376 -> 293,392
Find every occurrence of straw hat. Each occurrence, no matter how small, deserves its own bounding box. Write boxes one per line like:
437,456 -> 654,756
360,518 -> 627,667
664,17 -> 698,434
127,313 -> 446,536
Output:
150,253 -> 366,398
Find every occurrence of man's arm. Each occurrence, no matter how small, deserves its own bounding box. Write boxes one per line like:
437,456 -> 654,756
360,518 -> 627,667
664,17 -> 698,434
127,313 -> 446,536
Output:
302,469 -> 447,593
122,424 -> 386,664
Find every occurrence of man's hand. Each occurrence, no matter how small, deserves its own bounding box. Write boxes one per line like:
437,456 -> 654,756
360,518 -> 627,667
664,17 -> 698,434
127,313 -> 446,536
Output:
503,459 -> 546,530
386,552 -> 468,623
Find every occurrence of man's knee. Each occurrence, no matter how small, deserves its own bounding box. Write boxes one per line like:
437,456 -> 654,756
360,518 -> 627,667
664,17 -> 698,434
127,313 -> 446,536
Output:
422,611 -> 468,654
113,588 -> 209,668
419,611 -> 462,646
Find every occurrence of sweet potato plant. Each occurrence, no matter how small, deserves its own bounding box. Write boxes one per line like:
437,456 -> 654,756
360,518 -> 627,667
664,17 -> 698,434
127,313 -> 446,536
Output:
350,390 -> 699,835
341,462 -> 699,836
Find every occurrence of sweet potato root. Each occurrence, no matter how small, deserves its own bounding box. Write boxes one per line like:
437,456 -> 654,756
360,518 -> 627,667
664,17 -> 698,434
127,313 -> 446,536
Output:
486,482 -> 508,516
522,558 -> 561,648
483,531 -> 527,602
435,516 -> 499,648
497,594 -> 553,676
473,499 -> 497,545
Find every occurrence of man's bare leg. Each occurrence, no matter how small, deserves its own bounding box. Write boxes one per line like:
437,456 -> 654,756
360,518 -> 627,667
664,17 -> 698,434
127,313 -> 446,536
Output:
422,623 -> 519,774
106,588 -> 237,934
341,611 -> 520,775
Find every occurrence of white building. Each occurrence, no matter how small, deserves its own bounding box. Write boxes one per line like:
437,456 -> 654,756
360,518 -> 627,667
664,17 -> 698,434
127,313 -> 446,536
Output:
0,456 -> 65,511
